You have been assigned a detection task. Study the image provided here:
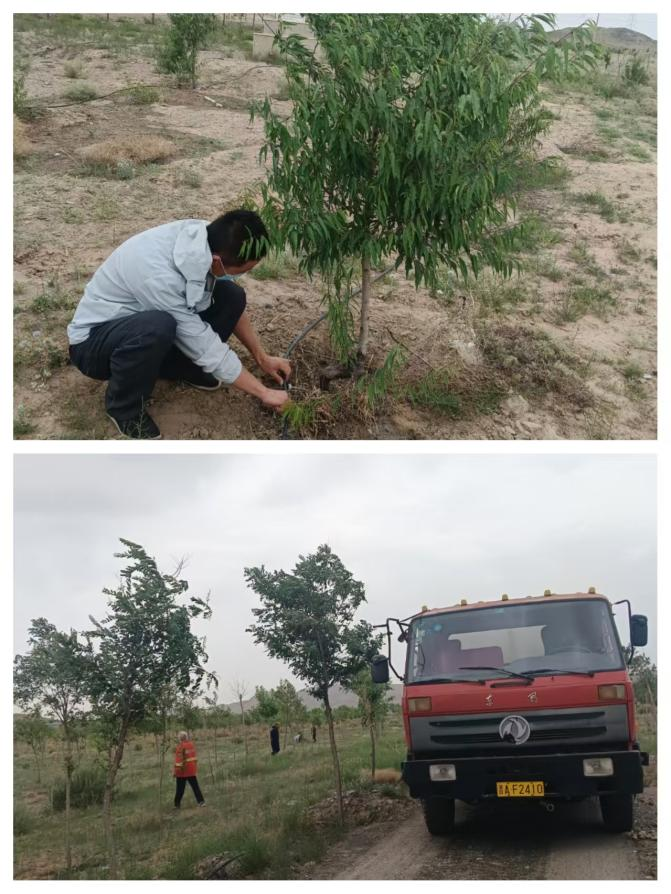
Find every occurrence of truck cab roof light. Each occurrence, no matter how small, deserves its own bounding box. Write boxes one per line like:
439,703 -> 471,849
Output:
544,589 -> 552,596
501,593 -> 509,601
460,598 -> 467,606
588,586 -> 596,594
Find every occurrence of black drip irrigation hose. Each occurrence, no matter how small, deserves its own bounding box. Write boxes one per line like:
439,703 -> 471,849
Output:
279,261 -> 399,439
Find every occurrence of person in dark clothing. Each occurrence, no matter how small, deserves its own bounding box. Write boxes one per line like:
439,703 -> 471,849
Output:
270,722 -> 280,755
311,724 -> 317,743
173,731 -> 205,808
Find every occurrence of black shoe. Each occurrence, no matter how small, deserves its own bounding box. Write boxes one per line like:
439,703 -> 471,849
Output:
107,412 -> 161,440
182,370 -> 222,391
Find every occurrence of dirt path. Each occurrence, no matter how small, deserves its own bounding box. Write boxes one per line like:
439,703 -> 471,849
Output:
313,797 -> 649,880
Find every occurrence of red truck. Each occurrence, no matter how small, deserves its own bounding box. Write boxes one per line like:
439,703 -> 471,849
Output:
372,589 -> 649,835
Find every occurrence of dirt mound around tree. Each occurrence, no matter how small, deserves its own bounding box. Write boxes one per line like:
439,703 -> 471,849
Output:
306,786 -> 414,828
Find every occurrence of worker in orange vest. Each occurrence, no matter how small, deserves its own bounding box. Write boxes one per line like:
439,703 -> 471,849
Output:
173,731 -> 205,808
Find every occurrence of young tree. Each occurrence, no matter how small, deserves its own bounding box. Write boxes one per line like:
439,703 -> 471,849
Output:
14,620 -> 89,872
203,690 -> 230,778
230,679 -> 249,758
351,668 -> 392,778
245,544 -> 380,823
157,13 -> 217,88
253,14 -> 599,368
83,539 -> 213,879
14,709 -> 52,784
274,679 -> 307,748
629,653 -> 657,706
249,685 -> 281,724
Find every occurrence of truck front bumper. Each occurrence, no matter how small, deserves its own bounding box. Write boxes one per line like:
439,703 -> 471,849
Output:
402,750 -> 646,801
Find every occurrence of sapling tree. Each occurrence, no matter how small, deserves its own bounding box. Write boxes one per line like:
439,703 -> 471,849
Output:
245,544 -> 380,823
274,678 -> 307,747
13,709 -> 52,784
230,678 -> 249,758
157,13 -> 217,88
14,620 -> 89,872
204,689 -> 230,776
250,685 -> 281,724
254,14 -> 599,367
83,539 -> 213,878
351,668 -> 392,779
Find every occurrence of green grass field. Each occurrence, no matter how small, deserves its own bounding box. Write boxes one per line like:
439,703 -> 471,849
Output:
14,715 -> 407,880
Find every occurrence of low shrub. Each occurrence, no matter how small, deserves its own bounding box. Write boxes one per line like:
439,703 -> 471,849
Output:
52,764 -> 107,811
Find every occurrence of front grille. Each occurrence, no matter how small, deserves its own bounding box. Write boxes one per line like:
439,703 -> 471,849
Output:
430,725 -> 607,746
410,705 -> 627,756
429,711 -> 605,729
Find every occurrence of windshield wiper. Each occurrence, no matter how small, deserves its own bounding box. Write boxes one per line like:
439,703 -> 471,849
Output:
459,666 -> 535,683
412,676 -> 486,686
518,667 -> 596,678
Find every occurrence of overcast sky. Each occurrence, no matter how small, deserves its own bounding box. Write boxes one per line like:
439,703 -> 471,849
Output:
14,454 -> 656,698
553,13 -> 656,39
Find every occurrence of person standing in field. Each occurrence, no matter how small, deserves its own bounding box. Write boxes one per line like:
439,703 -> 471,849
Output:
270,722 -> 280,756
173,731 -> 205,808
67,209 -> 292,439
311,724 -> 317,743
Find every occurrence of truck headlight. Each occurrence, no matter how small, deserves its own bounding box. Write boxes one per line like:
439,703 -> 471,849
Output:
583,757 -> 614,777
598,684 -> 625,700
429,764 -> 456,782
408,697 -> 432,713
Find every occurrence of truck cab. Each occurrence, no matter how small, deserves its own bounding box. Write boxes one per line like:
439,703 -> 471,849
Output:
372,590 -> 649,835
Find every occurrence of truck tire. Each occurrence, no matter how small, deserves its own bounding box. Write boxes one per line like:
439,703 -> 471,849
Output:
599,793 -> 634,832
421,797 -> 455,835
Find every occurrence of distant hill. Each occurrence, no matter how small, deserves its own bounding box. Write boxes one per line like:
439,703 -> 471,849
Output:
226,682 -> 403,714
550,26 -> 656,50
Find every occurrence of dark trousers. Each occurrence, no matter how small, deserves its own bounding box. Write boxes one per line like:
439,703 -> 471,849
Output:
174,775 -> 204,807
69,281 -> 246,420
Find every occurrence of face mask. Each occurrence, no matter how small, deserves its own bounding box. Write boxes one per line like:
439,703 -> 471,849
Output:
215,273 -> 243,282
212,254 -> 244,282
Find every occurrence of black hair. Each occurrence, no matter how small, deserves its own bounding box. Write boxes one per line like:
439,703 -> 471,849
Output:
206,209 -> 269,264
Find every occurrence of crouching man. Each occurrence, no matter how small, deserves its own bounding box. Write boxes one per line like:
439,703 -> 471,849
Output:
67,209 -> 291,439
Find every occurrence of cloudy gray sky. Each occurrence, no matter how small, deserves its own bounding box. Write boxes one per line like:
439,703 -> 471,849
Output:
14,454 -> 656,696
553,13 -> 657,39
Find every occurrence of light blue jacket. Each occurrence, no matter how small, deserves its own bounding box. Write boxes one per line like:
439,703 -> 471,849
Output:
67,219 -> 242,384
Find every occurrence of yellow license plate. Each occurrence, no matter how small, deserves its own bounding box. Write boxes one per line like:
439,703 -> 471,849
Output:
496,781 -> 545,797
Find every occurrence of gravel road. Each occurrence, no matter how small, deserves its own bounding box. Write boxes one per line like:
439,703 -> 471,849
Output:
311,795 -> 649,880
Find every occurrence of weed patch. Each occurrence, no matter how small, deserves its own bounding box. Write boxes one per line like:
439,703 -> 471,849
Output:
406,369 -> 462,417
556,285 -> 616,323
480,324 -> 592,409
78,135 -> 174,171
13,406 -> 37,438
63,83 -> 98,102
571,191 -> 617,223
509,155 -> 571,192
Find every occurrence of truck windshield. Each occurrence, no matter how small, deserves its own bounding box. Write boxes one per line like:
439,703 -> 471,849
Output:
406,599 -> 623,684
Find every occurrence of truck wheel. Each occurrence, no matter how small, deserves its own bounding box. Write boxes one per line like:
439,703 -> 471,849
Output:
599,793 -> 634,832
421,798 -> 455,835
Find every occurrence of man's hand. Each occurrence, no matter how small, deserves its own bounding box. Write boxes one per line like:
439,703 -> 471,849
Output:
259,354 -> 292,385
261,388 -> 290,412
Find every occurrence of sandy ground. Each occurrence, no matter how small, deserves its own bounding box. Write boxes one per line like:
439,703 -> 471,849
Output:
304,789 -> 656,880
13,18 -> 657,440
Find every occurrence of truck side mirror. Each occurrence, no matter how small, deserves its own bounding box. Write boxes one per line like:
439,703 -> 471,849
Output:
630,614 -> 648,647
371,655 -> 390,684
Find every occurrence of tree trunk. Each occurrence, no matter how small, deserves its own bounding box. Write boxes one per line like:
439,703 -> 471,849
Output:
239,698 -> 248,759
357,256 -> 372,359
369,723 -> 376,780
64,742 -> 73,871
102,718 -> 130,879
323,698 -> 344,825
